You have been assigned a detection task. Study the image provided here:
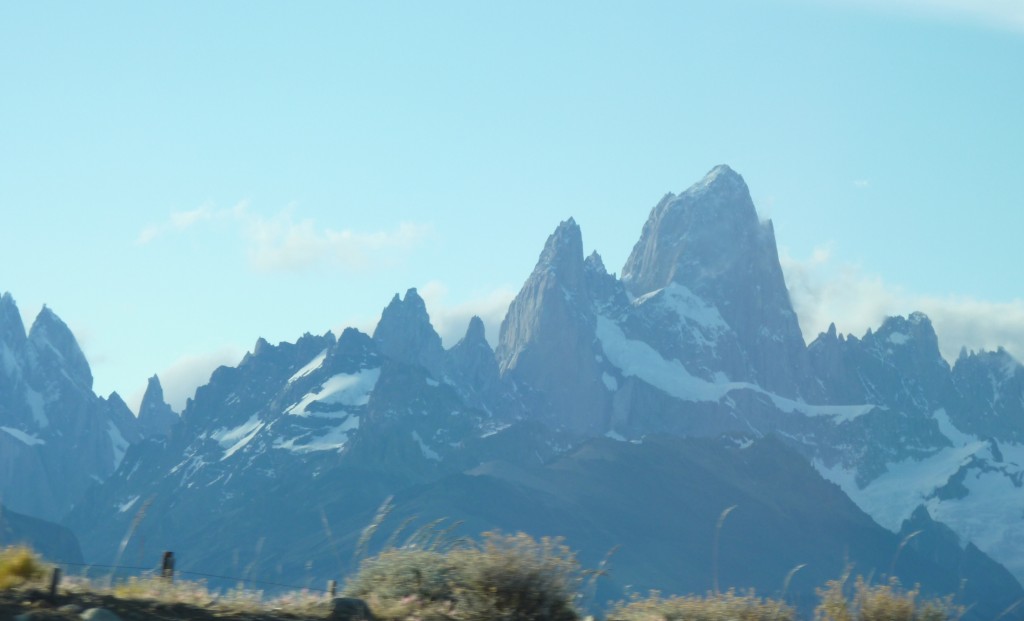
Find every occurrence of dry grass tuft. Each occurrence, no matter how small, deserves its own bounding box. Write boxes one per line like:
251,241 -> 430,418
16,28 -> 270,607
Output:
608,589 -> 795,621
0,546 -> 47,590
815,576 -> 960,621
345,531 -> 581,621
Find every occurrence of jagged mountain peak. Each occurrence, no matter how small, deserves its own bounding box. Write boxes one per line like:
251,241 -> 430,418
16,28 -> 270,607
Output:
27,304 -> 92,390
621,165 -> 808,396
872,312 -> 942,356
536,218 -> 585,282
496,217 -> 608,433
253,337 -> 272,355
461,315 -> 487,345
138,374 -> 178,439
584,250 -> 607,274
621,165 -> 763,297
690,163 -> 747,195
0,291 -> 27,350
375,288 -> 431,326
373,288 -> 444,375
140,374 -> 168,410
106,390 -> 129,410
446,315 -> 500,402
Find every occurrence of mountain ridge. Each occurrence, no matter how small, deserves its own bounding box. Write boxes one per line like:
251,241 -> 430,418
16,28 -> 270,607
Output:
5,165 -> 1024,618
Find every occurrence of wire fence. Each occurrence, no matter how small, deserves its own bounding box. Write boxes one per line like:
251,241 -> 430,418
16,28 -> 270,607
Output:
46,558 -> 337,595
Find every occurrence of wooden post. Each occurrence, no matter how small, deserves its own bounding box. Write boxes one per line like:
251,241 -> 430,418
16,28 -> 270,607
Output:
49,567 -> 61,597
328,579 -> 337,597
161,551 -> 175,582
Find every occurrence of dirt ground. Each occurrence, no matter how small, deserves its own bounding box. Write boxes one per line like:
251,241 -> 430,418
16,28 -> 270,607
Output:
0,587 -> 327,620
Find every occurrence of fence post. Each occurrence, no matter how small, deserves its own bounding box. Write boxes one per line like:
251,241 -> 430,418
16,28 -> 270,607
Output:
161,551 -> 175,582
49,567 -> 61,597
328,579 -> 337,597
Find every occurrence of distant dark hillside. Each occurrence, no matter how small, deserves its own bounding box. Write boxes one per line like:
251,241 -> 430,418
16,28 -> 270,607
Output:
0,503 -> 82,564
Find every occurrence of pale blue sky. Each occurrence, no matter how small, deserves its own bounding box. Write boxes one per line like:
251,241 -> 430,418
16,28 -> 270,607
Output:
2,1 -> 1022,410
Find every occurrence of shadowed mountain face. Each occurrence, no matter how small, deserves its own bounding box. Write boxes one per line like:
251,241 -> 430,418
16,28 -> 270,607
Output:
0,294 -> 140,520
6,166 -> 1024,618
0,503 -> 83,565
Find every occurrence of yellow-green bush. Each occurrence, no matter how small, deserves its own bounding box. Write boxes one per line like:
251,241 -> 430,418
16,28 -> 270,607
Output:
344,531 -> 581,621
815,577 -> 959,621
0,545 -> 47,590
608,589 -> 795,621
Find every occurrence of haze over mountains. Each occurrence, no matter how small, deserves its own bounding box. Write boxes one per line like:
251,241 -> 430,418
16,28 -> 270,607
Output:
3,166 -> 1024,618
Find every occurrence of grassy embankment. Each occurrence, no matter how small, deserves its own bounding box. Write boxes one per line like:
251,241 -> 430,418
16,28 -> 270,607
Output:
0,536 -> 960,621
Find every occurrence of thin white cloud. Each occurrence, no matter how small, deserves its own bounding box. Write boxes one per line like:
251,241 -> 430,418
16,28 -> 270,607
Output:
244,209 -> 432,272
135,201 -> 431,273
853,179 -> 870,189
128,346 -> 245,413
416,281 -> 517,347
822,0 -> 1024,33
136,203 -> 219,245
781,247 -> 1024,362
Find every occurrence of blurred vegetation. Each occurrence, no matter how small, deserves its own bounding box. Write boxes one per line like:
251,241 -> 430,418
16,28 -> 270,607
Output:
0,545 -> 46,589
0,538 -> 966,621
608,590 -> 795,621
345,531 -> 580,621
815,576 -> 960,621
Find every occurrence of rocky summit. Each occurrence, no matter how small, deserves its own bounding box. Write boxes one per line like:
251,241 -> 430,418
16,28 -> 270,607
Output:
5,166 -> 1024,618
0,295 -> 141,520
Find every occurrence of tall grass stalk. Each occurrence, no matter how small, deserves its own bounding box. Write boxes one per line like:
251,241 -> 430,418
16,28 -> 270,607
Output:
890,530 -> 922,577
110,496 -> 153,586
712,504 -> 737,595
354,495 -> 394,563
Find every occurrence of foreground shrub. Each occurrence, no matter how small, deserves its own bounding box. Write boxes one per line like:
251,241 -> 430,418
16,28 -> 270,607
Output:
815,577 -> 960,621
344,531 -> 581,621
344,549 -> 458,620
449,532 -> 580,621
608,590 -> 795,621
0,545 -> 47,589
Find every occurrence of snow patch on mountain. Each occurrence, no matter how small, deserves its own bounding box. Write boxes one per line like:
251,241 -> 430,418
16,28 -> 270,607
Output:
25,388 -> 47,428
924,443 -> 1024,577
273,415 -> 360,453
888,332 -> 910,346
597,314 -> 875,422
288,349 -> 328,383
635,283 -> 729,347
211,414 -> 265,461
934,408 -> 972,446
286,368 -> 381,415
596,315 -> 732,401
815,443 -> 981,532
1,426 -> 45,446
768,396 -> 876,423
107,420 -> 129,467
412,430 -> 441,461
1,345 -> 17,377
117,495 -> 140,514
814,408 -> 1024,575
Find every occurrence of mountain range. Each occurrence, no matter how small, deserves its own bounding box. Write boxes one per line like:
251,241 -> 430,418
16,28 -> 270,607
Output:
3,165 -> 1024,618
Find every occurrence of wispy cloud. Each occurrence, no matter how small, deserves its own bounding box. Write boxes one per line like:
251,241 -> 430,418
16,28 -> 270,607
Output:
853,179 -> 870,189
781,246 -> 1024,362
136,202 -> 223,245
136,201 -> 431,272
823,0 -> 1024,33
244,209 -> 432,272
